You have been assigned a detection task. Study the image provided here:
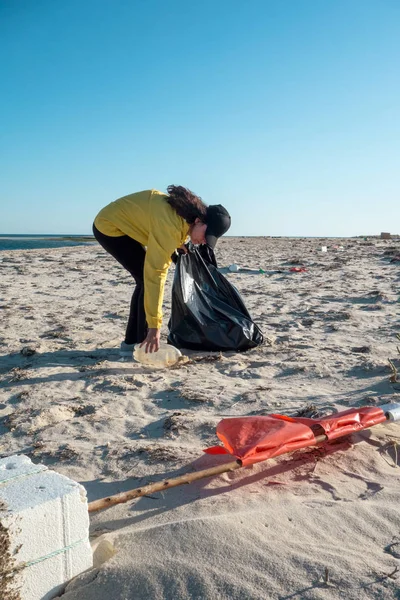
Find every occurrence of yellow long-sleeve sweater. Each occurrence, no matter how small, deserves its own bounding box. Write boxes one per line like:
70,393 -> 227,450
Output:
94,189 -> 189,329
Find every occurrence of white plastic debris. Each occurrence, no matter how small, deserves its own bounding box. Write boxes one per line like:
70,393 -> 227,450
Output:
228,264 -> 240,272
380,403 -> 400,422
0,455 -> 92,600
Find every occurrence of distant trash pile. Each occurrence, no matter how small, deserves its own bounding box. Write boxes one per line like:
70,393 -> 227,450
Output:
383,247 -> 400,263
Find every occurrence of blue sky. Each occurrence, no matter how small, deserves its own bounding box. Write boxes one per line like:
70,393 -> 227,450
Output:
1,0 -> 399,236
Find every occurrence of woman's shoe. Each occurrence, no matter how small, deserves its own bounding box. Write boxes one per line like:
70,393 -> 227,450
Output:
120,341 -> 135,357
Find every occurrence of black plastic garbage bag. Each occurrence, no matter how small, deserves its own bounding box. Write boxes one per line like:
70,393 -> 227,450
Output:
168,245 -> 264,351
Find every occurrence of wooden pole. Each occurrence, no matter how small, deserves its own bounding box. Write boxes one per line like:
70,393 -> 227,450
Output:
88,459 -> 242,513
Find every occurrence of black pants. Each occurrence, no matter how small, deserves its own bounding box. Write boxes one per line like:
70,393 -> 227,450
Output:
92,224 -> 147,344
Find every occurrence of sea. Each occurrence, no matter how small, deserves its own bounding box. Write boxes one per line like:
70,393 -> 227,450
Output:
0,234 -> 96,252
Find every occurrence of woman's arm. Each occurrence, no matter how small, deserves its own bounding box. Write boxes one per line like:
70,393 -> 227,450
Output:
141,229 -> 183,352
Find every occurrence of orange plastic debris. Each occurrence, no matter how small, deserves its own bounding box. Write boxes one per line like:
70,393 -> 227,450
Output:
293,406 -> 386,441
204,406 -> 386,466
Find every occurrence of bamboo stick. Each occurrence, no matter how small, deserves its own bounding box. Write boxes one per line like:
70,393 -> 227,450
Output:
88,459 -> 242,513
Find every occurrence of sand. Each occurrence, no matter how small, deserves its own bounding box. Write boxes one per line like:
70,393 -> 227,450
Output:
1,236 -> 400,600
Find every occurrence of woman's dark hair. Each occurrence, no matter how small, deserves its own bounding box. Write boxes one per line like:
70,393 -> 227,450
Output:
166,185 -> 207,224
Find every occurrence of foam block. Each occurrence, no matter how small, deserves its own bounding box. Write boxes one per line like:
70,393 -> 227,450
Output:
0,455 -> 92,600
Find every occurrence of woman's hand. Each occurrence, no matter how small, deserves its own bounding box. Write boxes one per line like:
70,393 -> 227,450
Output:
140,328 -> 161,354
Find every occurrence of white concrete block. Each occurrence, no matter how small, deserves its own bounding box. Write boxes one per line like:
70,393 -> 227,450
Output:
0,455 -> 92,600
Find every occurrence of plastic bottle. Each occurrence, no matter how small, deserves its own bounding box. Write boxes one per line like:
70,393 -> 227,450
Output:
228,264 -> 240,272
133,342 -> 182,368
380,403 -> 400,422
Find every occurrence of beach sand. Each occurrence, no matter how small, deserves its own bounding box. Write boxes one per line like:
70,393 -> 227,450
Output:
1,236 -> 400,599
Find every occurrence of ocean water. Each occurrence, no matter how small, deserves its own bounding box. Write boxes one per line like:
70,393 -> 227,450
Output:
0,235 -> 96,251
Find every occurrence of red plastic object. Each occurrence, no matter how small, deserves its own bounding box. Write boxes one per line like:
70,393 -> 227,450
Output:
289,267 -> 307,272
294,406 -> 386,441
204,407 -> 386,466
